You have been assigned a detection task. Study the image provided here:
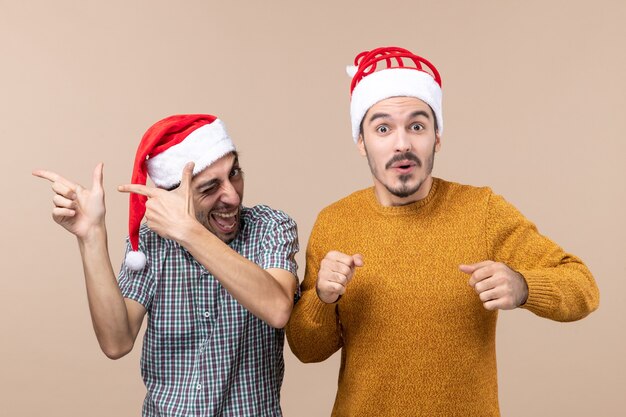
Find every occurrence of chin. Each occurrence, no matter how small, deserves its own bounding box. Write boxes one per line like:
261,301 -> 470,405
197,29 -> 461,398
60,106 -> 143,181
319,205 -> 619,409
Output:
215,227 -> 239,244
220,233 -> 238,244
388,180 -> 424,199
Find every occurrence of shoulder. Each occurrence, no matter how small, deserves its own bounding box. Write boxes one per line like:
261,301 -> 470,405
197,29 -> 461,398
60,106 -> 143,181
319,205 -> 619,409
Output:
435,178 -> 493,201
434,178 -> 525,222
316,188 -> 371,221
242,204 -> 295,227
239,205 -> 299,253
431,178 -> 498,214
240,205 -> 298,241
307,189 -> 371,245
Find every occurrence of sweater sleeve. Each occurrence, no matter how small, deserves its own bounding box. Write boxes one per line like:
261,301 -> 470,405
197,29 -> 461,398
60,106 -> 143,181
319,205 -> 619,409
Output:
286,214 -> 343,363
486,192 -> 599,322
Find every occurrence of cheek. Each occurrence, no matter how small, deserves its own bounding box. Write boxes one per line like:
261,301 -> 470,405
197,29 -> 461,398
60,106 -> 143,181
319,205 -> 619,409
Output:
416,140 -> 437,156
233,179 -> 244,202
195,198 -> 216,216
366,143 -> 390,164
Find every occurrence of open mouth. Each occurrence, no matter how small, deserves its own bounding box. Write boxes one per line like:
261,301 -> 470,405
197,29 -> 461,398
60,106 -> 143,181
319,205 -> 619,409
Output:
390,160 -> 417,174
210,209 -> 239,234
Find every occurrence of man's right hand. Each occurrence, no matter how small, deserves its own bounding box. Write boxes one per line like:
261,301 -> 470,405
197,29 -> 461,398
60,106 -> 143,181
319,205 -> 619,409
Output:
32,163 -> 106,241
33,163 -> 146,360
316,251 -> 364,303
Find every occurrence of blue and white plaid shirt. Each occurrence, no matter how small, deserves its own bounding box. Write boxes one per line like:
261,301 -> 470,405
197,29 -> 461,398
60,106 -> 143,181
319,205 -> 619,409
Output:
118,205 -> 299,417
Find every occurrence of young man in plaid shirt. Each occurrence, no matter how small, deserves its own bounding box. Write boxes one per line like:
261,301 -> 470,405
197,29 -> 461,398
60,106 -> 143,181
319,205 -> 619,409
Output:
34,114 -> 299,416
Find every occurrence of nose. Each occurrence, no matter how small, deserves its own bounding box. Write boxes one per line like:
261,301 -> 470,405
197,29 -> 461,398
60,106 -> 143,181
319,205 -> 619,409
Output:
393,130 -> 412,153
219,179 -> 241,207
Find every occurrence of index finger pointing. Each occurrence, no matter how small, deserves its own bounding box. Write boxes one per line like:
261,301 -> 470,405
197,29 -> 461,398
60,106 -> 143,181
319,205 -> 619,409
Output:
32,169 -> 75,188
459,260 -> 494,275
467,264 -> 497,288
352,254 -> 364,268
326,251 -> 360,268
118,183 -> 156,197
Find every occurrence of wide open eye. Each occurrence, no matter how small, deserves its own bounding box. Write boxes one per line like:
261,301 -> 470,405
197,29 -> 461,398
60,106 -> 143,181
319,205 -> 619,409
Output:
376,125 -> 389,134
409,123 -> 424,132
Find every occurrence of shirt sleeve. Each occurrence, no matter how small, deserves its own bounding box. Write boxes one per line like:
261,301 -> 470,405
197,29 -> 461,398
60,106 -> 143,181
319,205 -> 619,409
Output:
486,192 -> 600,322
286,212 -> 344,363
117,238 -> 157,311
258,215 -> 299,277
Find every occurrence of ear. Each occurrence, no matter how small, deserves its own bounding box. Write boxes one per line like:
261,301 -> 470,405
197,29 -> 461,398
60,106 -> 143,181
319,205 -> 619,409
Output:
357,134 -> 367,157
434,131 -> 442,153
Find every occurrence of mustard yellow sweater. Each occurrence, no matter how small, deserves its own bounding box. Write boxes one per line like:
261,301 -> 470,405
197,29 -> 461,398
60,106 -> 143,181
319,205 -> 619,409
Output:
286,178 -> 599,417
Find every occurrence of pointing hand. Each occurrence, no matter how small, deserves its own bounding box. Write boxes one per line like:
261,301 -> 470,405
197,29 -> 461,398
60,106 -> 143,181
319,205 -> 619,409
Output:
118,162 -> 196,242
460,261 -> 528,310
33,163 -> 106,240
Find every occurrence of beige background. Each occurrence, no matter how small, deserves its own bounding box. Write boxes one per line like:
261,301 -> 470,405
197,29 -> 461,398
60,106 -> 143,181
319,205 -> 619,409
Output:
1,0 -> 624,416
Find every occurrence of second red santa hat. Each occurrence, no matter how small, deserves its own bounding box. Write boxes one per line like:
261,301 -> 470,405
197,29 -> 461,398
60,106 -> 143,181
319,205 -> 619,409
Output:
346,46 -> 443,143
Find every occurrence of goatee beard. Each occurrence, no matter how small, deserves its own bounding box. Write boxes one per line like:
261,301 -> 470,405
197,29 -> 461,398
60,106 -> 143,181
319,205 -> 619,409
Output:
386,180 -> 422,198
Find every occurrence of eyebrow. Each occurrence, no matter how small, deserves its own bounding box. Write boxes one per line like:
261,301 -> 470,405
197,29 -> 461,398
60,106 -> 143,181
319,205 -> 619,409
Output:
367,110 -> 431,125
409,110 -> 431,120
367,112 -> 391,124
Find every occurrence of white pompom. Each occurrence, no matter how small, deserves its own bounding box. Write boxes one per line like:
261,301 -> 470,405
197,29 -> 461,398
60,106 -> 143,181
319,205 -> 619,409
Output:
346,65 -> 358,78
125,251 -> 147,271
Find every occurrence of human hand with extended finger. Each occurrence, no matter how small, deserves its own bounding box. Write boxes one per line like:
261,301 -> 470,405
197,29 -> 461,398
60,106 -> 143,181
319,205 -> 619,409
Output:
32,163 -> 107,241
460,261 -> 528,310
316,251 -> 364,304
118,162 -> 198,242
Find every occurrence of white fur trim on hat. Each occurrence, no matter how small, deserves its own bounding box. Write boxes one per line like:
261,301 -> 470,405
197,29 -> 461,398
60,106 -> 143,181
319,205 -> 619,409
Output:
350,68 -> 443,143
146,119 -> 235,188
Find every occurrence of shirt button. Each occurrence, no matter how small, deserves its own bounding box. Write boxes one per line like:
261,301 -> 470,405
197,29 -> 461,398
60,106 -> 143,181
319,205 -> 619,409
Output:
196,383 -> 202,390
203,311 -> 210,318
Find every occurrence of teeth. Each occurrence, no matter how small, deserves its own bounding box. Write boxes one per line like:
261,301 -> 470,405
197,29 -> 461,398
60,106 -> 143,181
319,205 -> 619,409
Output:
213,211 -> 237,218
211,210 -> 238,233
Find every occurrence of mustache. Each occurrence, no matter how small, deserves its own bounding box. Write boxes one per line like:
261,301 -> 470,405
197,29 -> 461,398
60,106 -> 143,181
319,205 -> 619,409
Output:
211,204 -> 240,212
385,152 -> 422,170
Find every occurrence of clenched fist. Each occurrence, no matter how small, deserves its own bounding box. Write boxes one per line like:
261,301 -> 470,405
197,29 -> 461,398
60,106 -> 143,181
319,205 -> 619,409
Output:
316,251 -> 364,304
460,261 -> 528,310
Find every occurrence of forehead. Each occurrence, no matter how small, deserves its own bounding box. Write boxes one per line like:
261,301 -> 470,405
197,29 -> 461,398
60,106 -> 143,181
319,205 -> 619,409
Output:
365,96 -> 432,120
191,152 -> 237,184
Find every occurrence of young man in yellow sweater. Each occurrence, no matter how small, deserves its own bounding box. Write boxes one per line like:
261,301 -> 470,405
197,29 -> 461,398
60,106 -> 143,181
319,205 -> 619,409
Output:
285,46 -> 599,417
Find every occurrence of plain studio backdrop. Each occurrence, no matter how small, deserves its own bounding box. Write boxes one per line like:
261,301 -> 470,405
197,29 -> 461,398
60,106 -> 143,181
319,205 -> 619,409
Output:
1,1 -> 624,416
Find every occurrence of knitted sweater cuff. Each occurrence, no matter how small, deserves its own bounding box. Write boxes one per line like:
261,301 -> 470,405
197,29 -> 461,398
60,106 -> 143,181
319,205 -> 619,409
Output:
298,291 -> 338,326
518,270 -> 558,316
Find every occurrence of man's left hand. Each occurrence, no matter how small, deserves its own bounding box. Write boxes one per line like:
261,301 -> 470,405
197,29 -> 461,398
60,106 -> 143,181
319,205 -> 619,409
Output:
459,261 -> 528,310
118,162 -> 197,242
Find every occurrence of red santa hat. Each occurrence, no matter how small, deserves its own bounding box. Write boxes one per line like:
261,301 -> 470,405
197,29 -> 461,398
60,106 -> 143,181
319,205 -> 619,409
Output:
347,46 -> 443,143
125,114 -> 235,271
